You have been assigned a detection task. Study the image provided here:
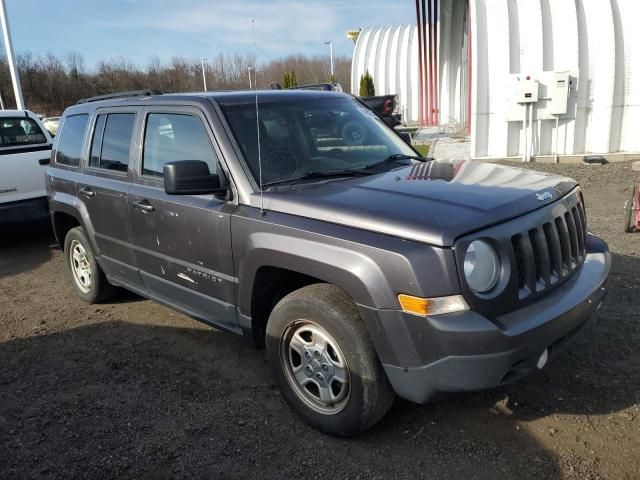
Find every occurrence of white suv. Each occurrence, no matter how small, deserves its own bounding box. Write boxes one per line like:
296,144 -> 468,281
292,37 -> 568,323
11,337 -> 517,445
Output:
0,110 -> 53,221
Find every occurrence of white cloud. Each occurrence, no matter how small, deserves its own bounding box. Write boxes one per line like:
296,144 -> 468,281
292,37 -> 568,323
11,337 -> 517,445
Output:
93,0 -> 342,57
14,0 -> 415,65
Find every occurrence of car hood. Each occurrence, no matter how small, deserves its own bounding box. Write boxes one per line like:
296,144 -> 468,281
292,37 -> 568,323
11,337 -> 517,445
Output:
256,160 -> 578,246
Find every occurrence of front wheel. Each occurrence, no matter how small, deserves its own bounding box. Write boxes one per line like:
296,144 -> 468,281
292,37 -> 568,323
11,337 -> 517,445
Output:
265,284 -> 395,437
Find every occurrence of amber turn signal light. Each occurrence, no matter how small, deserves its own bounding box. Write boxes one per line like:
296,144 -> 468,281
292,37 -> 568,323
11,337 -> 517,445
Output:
397,294 -> 469,316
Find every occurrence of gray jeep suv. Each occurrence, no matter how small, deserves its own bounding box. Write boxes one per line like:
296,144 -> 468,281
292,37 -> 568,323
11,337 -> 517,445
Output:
47,90 -> 611,436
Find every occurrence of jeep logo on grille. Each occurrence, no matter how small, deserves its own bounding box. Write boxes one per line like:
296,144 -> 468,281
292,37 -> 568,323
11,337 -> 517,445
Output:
536,191 -> 553,201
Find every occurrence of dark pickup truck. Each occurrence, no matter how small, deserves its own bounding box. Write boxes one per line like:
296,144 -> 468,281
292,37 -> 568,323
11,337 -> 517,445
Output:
47,89 -> 610,437
360,94 -> 401,127
287,83 -> 401,127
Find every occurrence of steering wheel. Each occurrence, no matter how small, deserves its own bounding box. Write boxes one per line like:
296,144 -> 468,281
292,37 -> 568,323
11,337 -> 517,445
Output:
341,120 -> 367,146
264,149 -> 299,177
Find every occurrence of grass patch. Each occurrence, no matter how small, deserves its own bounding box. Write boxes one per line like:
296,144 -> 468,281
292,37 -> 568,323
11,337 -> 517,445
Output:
413,144 -> 430,157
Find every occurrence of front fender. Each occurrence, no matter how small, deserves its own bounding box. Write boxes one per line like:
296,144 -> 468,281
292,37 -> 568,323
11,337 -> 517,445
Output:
232,208 -> 461,318
237,231 -> 396,315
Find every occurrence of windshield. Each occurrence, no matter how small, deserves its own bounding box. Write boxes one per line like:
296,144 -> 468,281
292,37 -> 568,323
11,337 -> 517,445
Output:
219,95 -> 417,187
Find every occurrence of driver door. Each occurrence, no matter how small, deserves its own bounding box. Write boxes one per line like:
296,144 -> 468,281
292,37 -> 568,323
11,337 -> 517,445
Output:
128,107 -> 238,332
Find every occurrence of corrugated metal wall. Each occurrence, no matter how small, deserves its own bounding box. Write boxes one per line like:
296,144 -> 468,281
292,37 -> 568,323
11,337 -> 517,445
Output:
351,25 -> 420,123
471,0 -> 640,159
439,0 -> 470,129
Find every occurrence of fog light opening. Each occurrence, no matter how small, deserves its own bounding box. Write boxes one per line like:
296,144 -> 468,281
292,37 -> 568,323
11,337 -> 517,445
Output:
536,348 -> 549,370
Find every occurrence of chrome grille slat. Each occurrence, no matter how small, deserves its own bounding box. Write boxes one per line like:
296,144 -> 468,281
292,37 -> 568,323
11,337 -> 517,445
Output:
565,212 -> 580,266
519,233 -> 537,296
572,207 -> 585,257
555,217 -> 572,271
577,201 -> 587,240
511,235 -> 526,290
543,222 -> 563,283
531,227 -> 551,287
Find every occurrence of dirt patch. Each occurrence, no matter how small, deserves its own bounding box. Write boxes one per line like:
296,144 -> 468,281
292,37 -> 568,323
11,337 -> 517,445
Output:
1,162 -> 639,479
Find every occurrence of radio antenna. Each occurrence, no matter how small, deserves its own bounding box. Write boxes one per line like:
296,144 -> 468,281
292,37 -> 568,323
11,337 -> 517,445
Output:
252,19 -> 265,215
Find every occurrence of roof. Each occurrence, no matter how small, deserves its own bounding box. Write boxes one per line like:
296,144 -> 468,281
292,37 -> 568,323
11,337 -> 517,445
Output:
0,109 -> 31,117
62,89 -> 350,116
204,89 -> 348,103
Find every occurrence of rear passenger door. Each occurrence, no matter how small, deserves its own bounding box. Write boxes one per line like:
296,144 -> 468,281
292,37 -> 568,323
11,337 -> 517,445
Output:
77,108 -> 142,288
128,108 -> 237,331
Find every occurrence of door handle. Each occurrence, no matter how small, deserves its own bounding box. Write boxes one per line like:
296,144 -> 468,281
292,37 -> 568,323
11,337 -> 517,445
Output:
79,187 -> 95,198
39,158 -> 50,165
132,200 -> 155,212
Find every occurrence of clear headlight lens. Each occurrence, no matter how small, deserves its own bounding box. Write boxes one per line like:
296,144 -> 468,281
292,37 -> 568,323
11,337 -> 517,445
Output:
464,240 -> 500,293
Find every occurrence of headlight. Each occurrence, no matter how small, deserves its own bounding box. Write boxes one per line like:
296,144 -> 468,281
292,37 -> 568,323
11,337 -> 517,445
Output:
464,240 -> 500,293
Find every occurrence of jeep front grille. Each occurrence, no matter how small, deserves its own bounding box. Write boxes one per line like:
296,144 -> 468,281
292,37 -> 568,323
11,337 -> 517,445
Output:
510,200 -> 587,300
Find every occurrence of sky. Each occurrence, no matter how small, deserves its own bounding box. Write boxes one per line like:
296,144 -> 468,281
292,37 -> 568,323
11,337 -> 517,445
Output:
5,0 -> 416,69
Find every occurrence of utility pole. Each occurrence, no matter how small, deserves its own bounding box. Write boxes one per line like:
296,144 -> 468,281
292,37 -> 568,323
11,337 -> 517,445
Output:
324,40 -> 334,78
248,66 -> 254,89
200,57 -> 208,91
0,0 -> 24,110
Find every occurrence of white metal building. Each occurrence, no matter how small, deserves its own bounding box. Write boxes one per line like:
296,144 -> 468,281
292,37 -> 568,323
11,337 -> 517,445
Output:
350,25 -> 421,126
351,0 -> 640,161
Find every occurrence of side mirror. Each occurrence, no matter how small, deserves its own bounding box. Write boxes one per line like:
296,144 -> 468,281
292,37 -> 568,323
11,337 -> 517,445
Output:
163,160 -> 226,196
399,132 -> 412,145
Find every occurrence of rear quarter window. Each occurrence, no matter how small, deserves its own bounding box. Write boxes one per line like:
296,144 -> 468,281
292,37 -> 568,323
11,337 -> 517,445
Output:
89,113 -> 135,172
56,114 -> 89,167
0,117 -> 47,148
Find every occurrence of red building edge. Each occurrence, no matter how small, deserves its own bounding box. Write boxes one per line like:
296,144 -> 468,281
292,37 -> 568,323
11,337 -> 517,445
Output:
416,0 -> 472,130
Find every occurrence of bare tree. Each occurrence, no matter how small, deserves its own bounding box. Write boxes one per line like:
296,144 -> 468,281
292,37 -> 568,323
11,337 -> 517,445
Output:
65,52 -> 86,79
0,50 -> 353,115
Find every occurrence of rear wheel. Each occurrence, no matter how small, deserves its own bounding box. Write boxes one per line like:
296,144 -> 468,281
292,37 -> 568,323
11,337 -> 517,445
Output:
64,227 -> 116,303
265,284 -> 395,437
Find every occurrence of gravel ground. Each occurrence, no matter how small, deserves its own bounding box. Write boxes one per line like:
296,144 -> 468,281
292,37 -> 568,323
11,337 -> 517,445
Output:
429,137 -> 471,161
1,161 -> 639,479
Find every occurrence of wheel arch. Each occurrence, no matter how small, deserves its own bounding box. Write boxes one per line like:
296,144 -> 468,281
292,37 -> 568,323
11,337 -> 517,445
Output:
49,192 -> 100,254
52,211 -> 81,249
238,232 -> 397,347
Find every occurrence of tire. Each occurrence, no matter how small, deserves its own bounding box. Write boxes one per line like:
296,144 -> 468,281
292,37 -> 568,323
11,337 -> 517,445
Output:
624,183 -> 638,233
63,227 -> 116,303
265,284 -> 395,437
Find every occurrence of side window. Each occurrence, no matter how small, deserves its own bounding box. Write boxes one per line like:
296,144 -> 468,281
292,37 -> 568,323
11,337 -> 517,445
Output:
55,114 -> 89,166
142,113 -> 217,178
0,117 -> 48,148
89,113 -> 135,172
89,115 -> 106,168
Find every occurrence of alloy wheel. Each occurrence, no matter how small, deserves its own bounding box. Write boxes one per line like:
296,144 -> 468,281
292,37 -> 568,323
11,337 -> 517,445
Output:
280,320 -> 351,415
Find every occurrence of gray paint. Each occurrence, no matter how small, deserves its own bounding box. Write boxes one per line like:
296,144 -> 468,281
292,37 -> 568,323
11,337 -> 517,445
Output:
259,160 -> 576,246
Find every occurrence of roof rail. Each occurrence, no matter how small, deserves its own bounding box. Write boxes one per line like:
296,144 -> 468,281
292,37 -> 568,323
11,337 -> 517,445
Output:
76,89 -> 162,105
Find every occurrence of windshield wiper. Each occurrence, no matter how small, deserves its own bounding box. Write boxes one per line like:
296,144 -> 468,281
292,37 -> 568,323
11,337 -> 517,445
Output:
262,154 -> 429,188
360,153 -> 429,171
263,168 -> 373,188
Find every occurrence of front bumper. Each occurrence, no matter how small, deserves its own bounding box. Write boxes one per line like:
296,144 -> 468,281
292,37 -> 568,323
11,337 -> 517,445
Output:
359,235 -> 611,404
